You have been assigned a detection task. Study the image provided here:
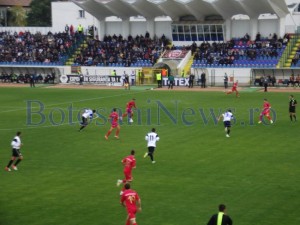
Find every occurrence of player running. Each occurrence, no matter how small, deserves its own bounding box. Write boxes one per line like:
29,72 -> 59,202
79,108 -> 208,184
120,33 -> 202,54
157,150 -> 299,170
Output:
120,98 -> 136,123
144,128 -> 160,163
79,108 -> 97,131
117,150 -> 136,187
226,80 -> 239,97
105,108 -> 120,140
218,109 -> 234,138
120,183 -> 141,225
258,98 -> 273,124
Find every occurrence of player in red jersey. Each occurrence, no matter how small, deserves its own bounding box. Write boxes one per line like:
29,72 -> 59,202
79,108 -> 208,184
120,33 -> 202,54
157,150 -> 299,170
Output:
258,98 -> 273,124
117,150 -> 136,187
120,98 -> 136,123
226,80 -> 240,97
121,183 -> 141,225
105,108 -> 120,140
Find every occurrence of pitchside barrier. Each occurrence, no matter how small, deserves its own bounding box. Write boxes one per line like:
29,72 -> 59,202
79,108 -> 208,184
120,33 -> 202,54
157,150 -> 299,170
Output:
0,65 -> 299,87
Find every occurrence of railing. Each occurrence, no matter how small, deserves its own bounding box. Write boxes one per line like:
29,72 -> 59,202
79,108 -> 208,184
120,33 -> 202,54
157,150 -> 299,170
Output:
278,32 -> 300,68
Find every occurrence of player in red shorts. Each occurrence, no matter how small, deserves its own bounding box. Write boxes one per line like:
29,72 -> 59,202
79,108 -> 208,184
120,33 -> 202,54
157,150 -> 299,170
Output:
121,183 -> 141,225
120,98 -> 136,123
258,98 -> 273,124
105,108 -> 120,140
117,150 -> 136,187
226,80 -> 240,97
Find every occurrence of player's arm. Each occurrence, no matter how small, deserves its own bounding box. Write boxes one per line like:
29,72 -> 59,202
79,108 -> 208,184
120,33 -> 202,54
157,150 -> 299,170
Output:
136,198 -> 142,212
132,160 -> 136,169
218,114 -> 223,122
156,135 -> 160,141
120,196 -> 126,207
145,135 -> 148,141
92,112 -> 99,119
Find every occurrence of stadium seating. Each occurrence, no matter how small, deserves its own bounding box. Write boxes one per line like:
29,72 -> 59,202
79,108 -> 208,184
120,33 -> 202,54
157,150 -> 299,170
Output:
191,37 -> 287,68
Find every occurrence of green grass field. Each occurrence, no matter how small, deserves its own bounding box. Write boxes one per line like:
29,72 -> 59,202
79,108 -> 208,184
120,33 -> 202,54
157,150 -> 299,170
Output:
0,86 -> 299,225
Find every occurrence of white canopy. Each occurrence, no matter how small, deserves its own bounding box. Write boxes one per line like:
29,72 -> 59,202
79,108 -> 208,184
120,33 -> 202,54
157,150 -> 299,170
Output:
71,0 -> 290,21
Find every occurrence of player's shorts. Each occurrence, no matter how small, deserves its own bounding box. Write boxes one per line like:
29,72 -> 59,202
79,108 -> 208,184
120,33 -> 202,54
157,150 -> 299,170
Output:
126,108 -> 132,114
81,116 -> 88,126
262,109 -> 270,116
289,107 -> 296,113
124,169 -> 133,182
231,87 -> 237,91
223,121 -> 231,127
111,122 -> 119,128
127,209 -> 137,220
148,146 -> 155,154
12,148 -> 22,157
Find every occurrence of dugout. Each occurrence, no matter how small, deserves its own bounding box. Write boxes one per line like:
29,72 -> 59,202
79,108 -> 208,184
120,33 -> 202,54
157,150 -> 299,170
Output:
251,68 -> 300,87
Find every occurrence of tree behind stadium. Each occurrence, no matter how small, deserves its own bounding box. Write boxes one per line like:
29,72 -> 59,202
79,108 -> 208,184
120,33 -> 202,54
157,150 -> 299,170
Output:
27,0 -> 53,26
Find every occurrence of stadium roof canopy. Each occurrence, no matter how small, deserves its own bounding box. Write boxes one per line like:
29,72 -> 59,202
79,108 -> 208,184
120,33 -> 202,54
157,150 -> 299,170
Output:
71,0 -> 290,21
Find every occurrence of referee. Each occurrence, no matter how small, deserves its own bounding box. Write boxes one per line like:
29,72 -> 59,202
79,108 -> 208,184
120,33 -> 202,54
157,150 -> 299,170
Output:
207,204 -> 233,225
5,131 -> 23,172
289,95 -> 297,122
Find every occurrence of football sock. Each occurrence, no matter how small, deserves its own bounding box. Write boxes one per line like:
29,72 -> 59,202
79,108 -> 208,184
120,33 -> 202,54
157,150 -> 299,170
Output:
116,129 -> 120,136
290,115 -> 293,121
149,153 -> 154,161
293,115 -> 296,121
125,218 -> 130,225
14,159 -> 22,166
79,126 -> 85,130
106,131 -> 111,137
7,160 -> 14,168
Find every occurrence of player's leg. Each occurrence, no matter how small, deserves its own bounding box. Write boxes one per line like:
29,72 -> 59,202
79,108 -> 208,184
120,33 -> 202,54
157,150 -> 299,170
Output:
5,155 -> 16,171
227,126 -> 231,135
124,171 -> 132,183
130,218 -> 137,225
144,146 -> 151,158
105,127 -> 113,139
293,112 -> 297,121
122,112 -> 128,119
128,212 -> 137,225
79,117 -> 87,131
289,112 -> 293,121
265,112 -> 273,123
148,147 -> 155,163
125,215 -> 131,225
129,110 -> 134,123
12,154 -> 23,170
258,111 -> 264,123
115,125 -> 120,138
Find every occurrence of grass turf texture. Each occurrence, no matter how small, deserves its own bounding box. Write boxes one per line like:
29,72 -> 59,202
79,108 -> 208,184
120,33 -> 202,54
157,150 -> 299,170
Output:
0,87 -> 299,225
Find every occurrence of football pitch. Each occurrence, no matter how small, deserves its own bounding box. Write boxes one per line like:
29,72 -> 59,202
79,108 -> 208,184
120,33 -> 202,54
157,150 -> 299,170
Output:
0,86 -> 299,225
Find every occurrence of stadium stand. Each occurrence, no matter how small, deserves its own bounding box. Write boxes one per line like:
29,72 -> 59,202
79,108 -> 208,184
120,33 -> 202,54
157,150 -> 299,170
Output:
191,34 -> 288,69
0,31 -> 84,66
